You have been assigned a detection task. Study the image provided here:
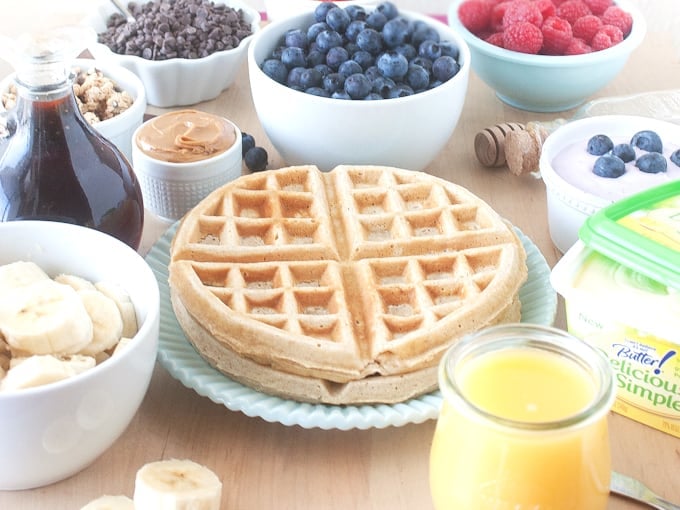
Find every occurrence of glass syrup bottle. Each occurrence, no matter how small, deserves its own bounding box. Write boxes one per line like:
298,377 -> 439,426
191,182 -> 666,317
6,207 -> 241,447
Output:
0,27 -> 144,250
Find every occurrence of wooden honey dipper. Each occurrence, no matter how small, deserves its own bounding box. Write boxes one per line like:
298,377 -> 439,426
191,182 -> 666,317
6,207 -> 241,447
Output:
475,120 -> 565,175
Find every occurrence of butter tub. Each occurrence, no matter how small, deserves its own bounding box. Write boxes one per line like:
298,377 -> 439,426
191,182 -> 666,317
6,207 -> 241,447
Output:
551,181 -> 680,438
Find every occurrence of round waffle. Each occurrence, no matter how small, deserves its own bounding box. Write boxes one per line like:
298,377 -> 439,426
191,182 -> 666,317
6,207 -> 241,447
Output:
169,165 -> 527,404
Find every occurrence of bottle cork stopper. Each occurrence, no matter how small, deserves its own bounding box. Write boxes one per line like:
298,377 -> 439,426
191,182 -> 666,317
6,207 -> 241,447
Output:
474,122 -> 526,167
505,123 -> 550,176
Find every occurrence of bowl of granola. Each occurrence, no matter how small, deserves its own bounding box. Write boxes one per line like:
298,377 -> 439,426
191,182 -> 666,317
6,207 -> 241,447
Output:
1,58 -> 146,161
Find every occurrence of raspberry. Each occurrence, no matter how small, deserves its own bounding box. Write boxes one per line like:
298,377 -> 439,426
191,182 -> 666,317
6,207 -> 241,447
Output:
503,21 -> 543,54
564,37 -> 592,55
601,5 -> 633,36
541,16 -> 573,55
572,14 -> 603,43
583,0 -> 612,15
502,1 -> 544,29
533,0 -> 556,20
458,0 -> 493,34
490,1 -> 512,32
591,24 -> 623,50
556,0 -> 592,25
485,31 -> 505,47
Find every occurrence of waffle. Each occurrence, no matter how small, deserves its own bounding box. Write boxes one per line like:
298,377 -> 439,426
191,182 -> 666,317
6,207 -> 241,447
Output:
169,165 -> 528,404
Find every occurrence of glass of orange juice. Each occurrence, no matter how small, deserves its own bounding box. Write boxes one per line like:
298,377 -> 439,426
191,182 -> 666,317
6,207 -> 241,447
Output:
430,323 -> 615,510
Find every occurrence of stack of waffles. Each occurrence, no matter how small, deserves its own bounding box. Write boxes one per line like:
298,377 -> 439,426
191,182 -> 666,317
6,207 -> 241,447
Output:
168,165 -> 527,404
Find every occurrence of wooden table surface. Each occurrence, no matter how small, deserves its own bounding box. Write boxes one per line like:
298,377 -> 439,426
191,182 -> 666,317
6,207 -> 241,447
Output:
2,1 -> 680,508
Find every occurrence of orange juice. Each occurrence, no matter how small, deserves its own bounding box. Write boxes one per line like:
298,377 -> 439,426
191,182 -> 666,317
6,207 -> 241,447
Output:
430,324 -> 615,510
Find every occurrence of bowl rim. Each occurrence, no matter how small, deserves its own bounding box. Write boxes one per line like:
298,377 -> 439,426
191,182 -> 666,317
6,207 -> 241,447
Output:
248,7 -> 472,107
83,0 -> 261,67
447,0 -> 646,67
0,220 -> 160,401
539,114 -> 680,207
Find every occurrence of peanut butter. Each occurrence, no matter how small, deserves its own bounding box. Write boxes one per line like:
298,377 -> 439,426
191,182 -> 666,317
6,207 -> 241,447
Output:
135,109 -> 236,163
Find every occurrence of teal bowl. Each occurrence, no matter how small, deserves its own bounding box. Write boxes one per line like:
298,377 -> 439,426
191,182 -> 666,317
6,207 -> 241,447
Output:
447,0 -> 646,112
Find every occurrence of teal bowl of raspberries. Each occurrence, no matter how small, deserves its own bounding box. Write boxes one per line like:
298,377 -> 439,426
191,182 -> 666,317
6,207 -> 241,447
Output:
449,0 -> 646,112
247,2 -> 471,171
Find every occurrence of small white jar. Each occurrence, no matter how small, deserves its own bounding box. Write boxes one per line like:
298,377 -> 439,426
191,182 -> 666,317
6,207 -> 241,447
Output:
132,110 -> 242,221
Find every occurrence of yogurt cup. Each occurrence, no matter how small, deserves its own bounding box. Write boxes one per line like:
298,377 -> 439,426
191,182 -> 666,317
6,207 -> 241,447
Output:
551,181 -> 680,438
539,115 -> 680,253
132,109 -> 242,220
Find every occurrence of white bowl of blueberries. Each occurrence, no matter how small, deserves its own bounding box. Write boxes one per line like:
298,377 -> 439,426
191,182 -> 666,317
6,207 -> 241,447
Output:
247,1 -> 471,172
539,115 -> 680,253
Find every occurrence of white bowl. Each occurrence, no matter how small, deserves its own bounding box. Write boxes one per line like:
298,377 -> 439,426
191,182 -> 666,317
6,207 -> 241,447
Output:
0,59 -> 146,162
539,115 -> 680,253
83,0 -> 260,108
247,9 -> 470,172
264,0 -> 376,22
132,111 -> 243,221
0,221 -> 160,490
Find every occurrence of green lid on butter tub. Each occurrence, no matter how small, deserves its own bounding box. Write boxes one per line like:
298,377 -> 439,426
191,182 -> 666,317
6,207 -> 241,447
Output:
579,180 -> 680,290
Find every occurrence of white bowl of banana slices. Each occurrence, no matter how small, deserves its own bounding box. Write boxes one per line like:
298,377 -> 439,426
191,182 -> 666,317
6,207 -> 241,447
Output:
0,221 -> 160,490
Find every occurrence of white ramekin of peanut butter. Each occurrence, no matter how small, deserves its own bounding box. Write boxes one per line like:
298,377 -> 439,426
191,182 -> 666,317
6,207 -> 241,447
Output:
132,109 -> 242,220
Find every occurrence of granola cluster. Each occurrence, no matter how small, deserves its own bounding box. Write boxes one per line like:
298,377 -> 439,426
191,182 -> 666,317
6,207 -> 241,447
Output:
1,66 -> 134,125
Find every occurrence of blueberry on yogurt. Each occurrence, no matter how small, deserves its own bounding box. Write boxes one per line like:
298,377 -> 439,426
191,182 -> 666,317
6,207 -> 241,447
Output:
587,134 -> 614,156
671,149 -> 680,167
631,130 -> 663,153
635,152 -> 667,174
593,155 -> 626,178
611,143 -> 636,163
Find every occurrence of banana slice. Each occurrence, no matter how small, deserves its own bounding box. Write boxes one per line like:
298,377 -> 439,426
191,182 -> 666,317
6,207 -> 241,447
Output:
78,290 -> 125,357
55,273 -> 97,292
95,281 -> 139,338
0,354 -> 95,391
80,495 -> 135,510
0,279 -> 93,355
133,459 -> 223,510
0,261 -> 49,293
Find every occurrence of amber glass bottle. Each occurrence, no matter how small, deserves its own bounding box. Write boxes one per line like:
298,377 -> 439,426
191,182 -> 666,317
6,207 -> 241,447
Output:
0,29 -> 144,249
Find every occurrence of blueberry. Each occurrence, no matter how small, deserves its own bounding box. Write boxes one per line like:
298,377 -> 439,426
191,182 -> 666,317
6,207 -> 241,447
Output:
299,68 -> 322,89
376,1 -> 399,20
313,63 -> 332,79
352,50 -> 374,70
376,50 -> 408,79
586,134 -> 614,156
262,59 -> 288,84
244,146 -> 268,172
371,75 -> 396,97
364,65 -> 382,81
314,2 -> 338,23
323,72 -> 345,94
326,46 -> 349,70
285,29 -> 308,49
635,152 -> 667,173
281,46 -> 306,68
394,43 -> 417,60
326,7 -> 351,33
241,132 -> 255,158
410,56 -> 433,73
345,5 -> 367,21
439,41 -> 460,59
387,83 -> 414,98
345,20 -> 367,42
418,40 -> 442,61
611,143 -> 636,163
286,66 -> 306,88
344,73 -> 372,99
671,149 -> 680,167
316,30 -> 343,53
593,155 -> 626,178
631,130 -> 663,153
332,90 -> 352,100
366,11 -> 387,30
382,17 -> 410,48
338,59 -> 363,79
305,87 -> 330,97
432,56 -> 460,82
356,28 -> 383,55
412,24 -> 440,49
306,49 -> 326,67
405,64 -> 429,91
307,22 -> 329,43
